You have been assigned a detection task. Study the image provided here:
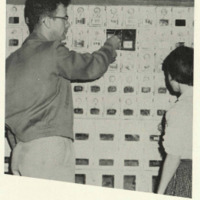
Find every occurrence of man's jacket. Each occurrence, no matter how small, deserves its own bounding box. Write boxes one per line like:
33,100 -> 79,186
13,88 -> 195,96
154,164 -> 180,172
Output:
6,32 -> 116,142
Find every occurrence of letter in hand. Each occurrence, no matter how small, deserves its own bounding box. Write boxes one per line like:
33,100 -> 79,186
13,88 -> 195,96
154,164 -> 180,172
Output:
114,30 -> 122,50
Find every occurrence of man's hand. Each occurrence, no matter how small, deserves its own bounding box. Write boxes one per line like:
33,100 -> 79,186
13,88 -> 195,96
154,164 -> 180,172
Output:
105,35 -> 121,50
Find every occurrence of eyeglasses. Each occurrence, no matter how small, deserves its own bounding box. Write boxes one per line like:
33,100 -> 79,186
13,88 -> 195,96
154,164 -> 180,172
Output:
51,16 -> 69,23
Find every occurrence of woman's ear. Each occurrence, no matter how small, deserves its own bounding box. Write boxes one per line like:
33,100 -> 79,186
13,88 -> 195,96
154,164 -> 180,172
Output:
25,17 -> 29,25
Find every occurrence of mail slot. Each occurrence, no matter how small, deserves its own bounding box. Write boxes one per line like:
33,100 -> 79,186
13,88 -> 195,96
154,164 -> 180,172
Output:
123,109 -> 134,116
9,39 -> 19,46
91,85 -> 100,93
75,133 -> 89,140
99,159 -> 114,166
100,134 -> 114,141
150,135 -> 160,142
124,86 -> 134,93
142,87 -> 151,93
123,175 -> 136,190
106,29 -> 136,51
76,159 -> 89,165
102,175 -> 114,188
108,86 -> 117,93
157,109 -> 166,116
74,85 -> 84,92
9,17 -> 19,24
90,108 -> 100,115
152,175 -> 159,192
74,108 -> 84,114
107,109 -> 117,115
75,174 -> 86,184
175,19 -> 186,26
140,109 -> 150,116
149,160 -> 162,167
125,134 -> 140,141
158,87 -> 167,94
124,160 -> 139,167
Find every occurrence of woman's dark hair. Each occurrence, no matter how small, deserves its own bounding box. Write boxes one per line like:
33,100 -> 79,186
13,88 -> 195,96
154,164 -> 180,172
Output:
162,46 -> 194,86
24,0 -> 71,33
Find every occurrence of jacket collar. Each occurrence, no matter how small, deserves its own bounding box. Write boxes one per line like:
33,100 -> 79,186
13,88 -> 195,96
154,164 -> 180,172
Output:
23,31 -> 49,45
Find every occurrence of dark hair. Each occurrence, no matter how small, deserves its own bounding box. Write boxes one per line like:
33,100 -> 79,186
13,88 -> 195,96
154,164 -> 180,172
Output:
162,46 -> 194,86
24,0 -> 71,33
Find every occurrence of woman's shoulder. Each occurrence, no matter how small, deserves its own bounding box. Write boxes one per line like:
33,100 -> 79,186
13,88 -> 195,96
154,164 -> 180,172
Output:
166,99 -> 192,122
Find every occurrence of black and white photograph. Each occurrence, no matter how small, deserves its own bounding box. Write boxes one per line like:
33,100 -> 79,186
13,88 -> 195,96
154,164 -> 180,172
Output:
2,0 -> 200,200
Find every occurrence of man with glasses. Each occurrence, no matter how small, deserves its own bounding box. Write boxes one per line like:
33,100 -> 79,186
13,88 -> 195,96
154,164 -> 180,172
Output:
6,0 -> 120,182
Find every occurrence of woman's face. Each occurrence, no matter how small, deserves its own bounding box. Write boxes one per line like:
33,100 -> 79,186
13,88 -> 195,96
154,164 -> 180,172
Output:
167,74 -> 180,93
163,71 -> 180,96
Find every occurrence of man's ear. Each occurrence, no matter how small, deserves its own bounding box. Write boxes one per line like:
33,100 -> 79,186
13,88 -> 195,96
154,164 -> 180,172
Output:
42,16 -> 51,29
